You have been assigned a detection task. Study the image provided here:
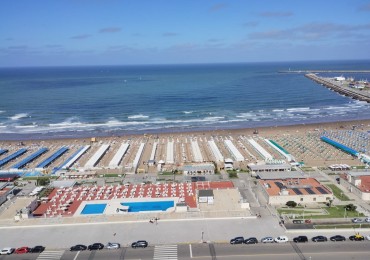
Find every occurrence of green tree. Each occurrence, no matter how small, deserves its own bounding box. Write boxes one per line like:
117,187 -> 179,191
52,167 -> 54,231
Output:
345,203 -> 357,211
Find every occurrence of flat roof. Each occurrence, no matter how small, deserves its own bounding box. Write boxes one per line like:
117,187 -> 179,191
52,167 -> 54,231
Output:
259,178 -> 332,196
199,189 -> 214,197
257,171 -> 307,180
248,163 -> 291,171
357,176 -> 370,193
51,180 -> 77,188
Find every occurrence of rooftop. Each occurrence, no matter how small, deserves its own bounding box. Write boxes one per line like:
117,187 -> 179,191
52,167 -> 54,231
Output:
259,178 -> 332,197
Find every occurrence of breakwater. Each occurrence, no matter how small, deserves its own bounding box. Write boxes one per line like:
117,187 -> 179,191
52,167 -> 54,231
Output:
305,73 -> 370,103
279,70 -> 370,74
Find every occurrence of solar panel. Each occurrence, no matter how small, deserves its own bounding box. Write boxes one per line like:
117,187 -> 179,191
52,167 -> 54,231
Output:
316,187 -> 329,194
274,182 -> 286,189
304,188 -> 315,195
292,188 -> 303,195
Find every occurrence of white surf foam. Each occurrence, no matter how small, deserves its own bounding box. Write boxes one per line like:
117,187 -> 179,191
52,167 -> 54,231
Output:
8,113 -> 29,120
128,114 -> 149,119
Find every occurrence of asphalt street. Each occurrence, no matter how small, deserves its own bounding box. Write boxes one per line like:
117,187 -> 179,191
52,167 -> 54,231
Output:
1,241 -> 370,260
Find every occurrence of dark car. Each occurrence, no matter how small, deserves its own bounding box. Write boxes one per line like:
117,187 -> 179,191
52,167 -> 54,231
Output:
230,237 -> 245,245
312,236 -> 328,242
293,236 -> 308,243
330,235 -> 346,242
244,237 -> 258,244
131,240 -> 148,248
88,243 -> 104,250
349,235 -> 365,241
70,245 -> 87,251
29,246 -> 45,253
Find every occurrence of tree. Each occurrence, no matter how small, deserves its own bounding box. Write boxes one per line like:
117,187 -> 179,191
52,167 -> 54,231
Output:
286,201 -> 297,208
345,203 -> 357,211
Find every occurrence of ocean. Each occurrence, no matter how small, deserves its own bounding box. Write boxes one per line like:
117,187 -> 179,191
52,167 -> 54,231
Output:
1,60 -> 370,140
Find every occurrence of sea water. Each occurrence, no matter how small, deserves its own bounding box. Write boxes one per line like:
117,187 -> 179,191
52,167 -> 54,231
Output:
1,60 -> 370,140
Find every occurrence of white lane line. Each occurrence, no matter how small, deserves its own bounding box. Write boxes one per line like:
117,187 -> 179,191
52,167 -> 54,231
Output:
73,251 -> 80,260
189,244 -> 193,258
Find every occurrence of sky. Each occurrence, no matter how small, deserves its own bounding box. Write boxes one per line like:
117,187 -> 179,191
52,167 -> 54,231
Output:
1,0 -> 370,67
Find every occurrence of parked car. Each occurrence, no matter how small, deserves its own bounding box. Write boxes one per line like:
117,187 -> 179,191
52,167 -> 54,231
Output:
365,217 -> 370,222
131,240 -> 148,248
244,237 -> 258,244
230,237 -> 245,245
15,247 -> 30,254
293,236 -> 308,243
352,218 -> 364,223
106,242 -> 120,249
275,236 -> 289,243
0,248 -> 15,255
70,245 -> 87,251
349,234 -> 365,241
312,236 -> 328,242
88,243 -> 104,250
330,235 -> 346,242
29,246 -> 45,253
261,237 -> 274,243
366,235 -> 370,241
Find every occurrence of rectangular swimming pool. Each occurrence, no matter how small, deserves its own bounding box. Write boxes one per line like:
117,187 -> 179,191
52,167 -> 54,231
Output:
81,203 -> 107,214
121,200 -> 174,212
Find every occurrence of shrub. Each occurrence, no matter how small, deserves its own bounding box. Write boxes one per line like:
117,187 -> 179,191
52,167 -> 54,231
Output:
286,201 -> 297,208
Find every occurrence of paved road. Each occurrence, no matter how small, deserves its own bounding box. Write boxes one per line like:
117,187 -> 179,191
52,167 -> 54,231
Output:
1,242 -> 370,260
0,217 -> 285,249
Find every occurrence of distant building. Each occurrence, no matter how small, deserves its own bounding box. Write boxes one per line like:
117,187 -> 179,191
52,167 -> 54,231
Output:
182,163 -> 215,175
248,163 -> 291,172
339,172 -> 370,200
258,178 -> 333,205
0,182 -> 15,206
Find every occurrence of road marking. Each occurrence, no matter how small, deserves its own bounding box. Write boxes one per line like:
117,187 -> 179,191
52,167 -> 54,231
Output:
153,244 -> 178,260
36,250 -> 64,260
73,251 -> 80,260
189,244 -> 193,258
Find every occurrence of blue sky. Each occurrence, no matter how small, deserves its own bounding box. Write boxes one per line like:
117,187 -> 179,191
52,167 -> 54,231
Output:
1,0 -> 370,67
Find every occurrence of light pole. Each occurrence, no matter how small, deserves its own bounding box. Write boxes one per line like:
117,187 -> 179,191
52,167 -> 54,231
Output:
344,207 -> 347,219
201,231 -> 204,243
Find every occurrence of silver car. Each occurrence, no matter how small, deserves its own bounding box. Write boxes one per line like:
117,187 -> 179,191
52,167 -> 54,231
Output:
261,237 -> 274,243
106,243 -> 120,249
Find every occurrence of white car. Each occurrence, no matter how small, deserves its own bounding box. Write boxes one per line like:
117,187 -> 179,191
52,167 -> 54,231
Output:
106,242 -> 120,249
352,218 -> 363,223
0,248 -> 15,255
261,237 -> 274,243
365,235 -> 370,241
275,236 -> 289,243
365,217 -> 370,223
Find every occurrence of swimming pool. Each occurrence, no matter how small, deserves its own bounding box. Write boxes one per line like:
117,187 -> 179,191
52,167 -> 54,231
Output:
121,200 -> 174,212
81,203 -> 107,214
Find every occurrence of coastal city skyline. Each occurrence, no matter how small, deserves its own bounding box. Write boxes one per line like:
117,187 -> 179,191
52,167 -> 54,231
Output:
1,0 -> 370,67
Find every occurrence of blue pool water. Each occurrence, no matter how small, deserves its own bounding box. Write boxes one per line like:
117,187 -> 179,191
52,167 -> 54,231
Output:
81,204 -> 107,214
121,200 -> 174,212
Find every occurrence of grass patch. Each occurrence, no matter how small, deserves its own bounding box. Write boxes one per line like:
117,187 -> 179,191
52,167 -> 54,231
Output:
279,205 -> 364,219
307,206 -> 364,219
326,184 -> 351,201
102,174 -> 122,177
160,172 -> 176,176
278,209 -> 318,215
227,171 -> 238,178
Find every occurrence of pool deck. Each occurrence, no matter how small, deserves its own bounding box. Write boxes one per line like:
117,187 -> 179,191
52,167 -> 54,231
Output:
32,181 -> 234,218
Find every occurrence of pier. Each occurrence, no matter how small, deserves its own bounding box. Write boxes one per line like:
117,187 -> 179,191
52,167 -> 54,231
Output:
279,70 -> 370,74
305,73 -> 370,103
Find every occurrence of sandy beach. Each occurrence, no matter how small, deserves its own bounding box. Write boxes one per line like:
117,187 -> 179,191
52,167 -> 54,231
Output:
1,119 -> 370,172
